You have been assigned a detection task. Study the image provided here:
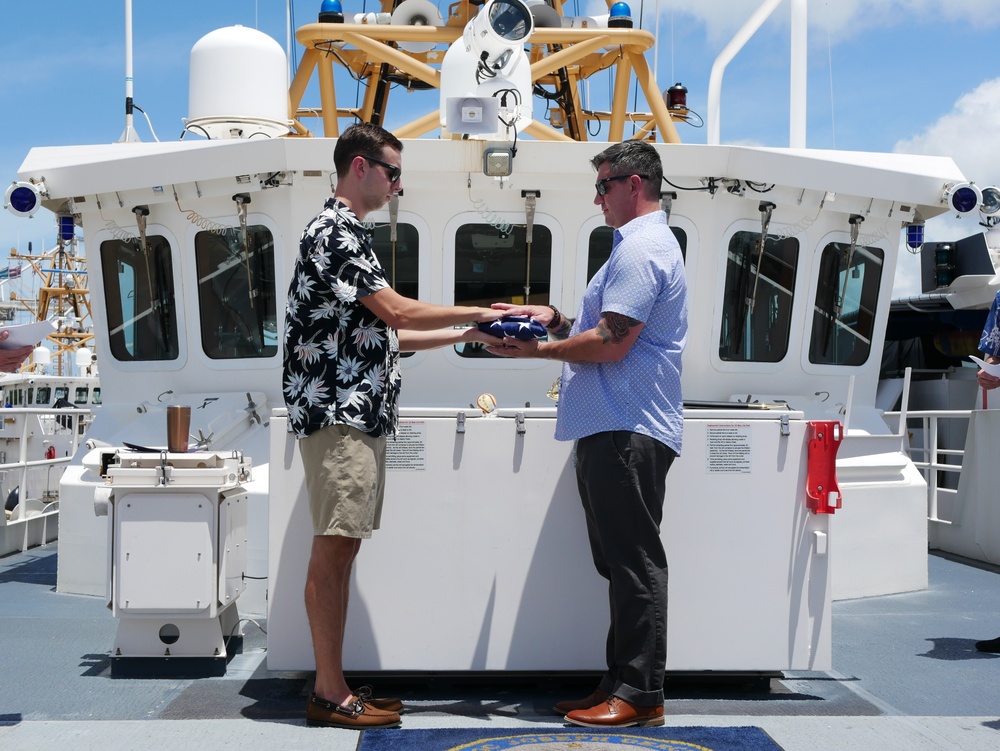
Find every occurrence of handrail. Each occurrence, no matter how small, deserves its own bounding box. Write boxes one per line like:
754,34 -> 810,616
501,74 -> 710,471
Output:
884,407 -> 972,525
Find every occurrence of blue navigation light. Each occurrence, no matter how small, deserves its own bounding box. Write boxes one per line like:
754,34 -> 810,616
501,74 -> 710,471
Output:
608,2 -> 633,28
905,223 -> 924,250
4,181 -> 42,218
945,182 -> 981,213
58,215 -> 75,242
610,2 -> 631,18
319,0 -> 344,22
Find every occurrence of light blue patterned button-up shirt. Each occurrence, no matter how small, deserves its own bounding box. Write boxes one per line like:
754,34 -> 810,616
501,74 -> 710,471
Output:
554,210 -> 687,453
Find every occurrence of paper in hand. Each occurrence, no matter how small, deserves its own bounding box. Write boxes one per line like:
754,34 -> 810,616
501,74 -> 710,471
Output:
0,320 -> 57,350
969,355 -> 1000,378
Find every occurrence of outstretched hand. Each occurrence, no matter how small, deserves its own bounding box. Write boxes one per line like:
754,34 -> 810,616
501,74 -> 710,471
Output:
0,330 -> 32,373
486,336 -> 541,358
491,302 -> 553,328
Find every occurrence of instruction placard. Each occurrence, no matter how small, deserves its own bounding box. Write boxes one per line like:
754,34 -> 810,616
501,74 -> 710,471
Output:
706,423 -> 752,473
387,420 -> 427,471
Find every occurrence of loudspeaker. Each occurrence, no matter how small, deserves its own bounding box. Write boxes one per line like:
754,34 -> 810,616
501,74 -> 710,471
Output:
391,0 -> 444,53
445,97 -> 501,136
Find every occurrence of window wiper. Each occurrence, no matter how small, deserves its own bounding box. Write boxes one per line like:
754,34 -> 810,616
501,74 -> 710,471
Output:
233,193 -> 256,312
747,201 -> 775,315
835,214 -> 865,321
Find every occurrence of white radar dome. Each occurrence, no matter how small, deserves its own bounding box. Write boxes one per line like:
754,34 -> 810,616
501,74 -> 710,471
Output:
186,26 -> 290,139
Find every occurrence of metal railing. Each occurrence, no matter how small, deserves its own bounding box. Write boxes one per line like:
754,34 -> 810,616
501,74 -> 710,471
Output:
883,408 -> 972,525
1,406 -> 92,552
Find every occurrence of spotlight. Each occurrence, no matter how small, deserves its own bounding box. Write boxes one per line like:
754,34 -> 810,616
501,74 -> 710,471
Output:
483,145 -> 514,177
943,182 -> 982,214
980,186 -> 1000,216
4,181 -> 44,218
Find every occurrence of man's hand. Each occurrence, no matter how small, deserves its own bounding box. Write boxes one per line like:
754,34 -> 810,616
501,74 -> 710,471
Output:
486,337 -> 542,358
491,302 -> 553,328
978,369 -> 1000,391
0,330 -> 33,373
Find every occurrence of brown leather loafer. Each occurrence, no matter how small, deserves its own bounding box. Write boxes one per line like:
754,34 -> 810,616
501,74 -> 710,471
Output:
306,694 -> 401,728
565,695 -> 664,728
553,688 -> 609,716
356,684 -> 404,713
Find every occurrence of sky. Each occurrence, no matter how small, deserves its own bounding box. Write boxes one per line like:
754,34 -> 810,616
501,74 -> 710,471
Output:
2,0 -> 999,299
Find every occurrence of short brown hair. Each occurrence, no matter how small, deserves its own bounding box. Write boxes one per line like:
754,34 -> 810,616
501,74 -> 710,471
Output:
333,123 -> 404,179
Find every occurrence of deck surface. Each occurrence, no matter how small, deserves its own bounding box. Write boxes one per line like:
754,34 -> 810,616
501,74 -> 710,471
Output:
2,545 -> 1000,750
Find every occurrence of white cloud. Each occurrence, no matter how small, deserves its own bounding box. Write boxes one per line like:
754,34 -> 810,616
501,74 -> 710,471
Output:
646,0 -> 998,44
890,78 -> 1000,297
894,78 -> 1000,187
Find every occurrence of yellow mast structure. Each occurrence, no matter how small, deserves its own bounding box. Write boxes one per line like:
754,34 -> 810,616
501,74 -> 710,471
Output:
8,235 -> 93,377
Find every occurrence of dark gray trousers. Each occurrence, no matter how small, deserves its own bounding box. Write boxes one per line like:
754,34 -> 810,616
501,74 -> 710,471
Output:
575,430 -> 675,706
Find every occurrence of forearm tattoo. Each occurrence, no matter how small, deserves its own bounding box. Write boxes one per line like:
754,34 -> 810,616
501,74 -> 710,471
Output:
597,312 -> 640,344
549,317 -> 574,339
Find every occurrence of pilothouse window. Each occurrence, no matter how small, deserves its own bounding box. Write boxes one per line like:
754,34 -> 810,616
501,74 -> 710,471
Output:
371,223 -> 418,300
195,227 -> 278,359
809,242 -> 883,366
587,226 -> 687,282
101,236 -> 179,361
371,223 -> 419,359
719,232 -> 799,363
453,223 -> 552,358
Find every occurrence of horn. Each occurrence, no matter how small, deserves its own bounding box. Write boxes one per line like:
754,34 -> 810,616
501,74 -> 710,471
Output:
390,0 -> 444,53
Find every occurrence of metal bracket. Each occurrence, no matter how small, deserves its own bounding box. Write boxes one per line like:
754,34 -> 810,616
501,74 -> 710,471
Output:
780,414 -> 790,437
245,392 -> 262,426
456,412 -> 466,434
515,412 -> 526,435
158,450 -> 170,486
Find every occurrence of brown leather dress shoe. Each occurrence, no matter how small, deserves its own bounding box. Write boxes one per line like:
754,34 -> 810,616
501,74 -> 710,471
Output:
356,684 -> 404,713
553,688 -> 609,716
306,694 -> 401,728
564,695 -> 664,728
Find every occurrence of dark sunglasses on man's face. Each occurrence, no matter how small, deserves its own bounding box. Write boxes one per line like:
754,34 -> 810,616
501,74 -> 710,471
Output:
595,173 -> 649,196
364,155 -> 402,184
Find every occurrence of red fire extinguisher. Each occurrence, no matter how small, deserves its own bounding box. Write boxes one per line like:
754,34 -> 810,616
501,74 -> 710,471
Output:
44,445 -> 56,460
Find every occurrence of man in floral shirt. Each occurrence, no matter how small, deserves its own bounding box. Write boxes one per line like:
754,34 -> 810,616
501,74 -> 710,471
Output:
283,123 -> 502,729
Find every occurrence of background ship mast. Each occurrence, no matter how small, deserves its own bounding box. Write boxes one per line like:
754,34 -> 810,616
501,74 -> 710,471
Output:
6,220 -> 93,376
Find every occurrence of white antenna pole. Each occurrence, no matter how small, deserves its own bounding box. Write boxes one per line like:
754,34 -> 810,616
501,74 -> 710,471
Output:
789,0 -> 808,148
119,0 -> 140,142
707,0 -> 784,146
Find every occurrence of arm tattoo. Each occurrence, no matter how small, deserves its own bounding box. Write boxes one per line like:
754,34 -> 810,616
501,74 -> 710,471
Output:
597,312 -> 640,344
549,317 -> 574,340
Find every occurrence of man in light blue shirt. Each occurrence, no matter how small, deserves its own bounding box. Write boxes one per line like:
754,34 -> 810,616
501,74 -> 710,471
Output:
490,140 -> 687,728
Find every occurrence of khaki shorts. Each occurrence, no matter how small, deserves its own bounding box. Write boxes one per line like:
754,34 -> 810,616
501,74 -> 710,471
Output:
299,423 -> 386,538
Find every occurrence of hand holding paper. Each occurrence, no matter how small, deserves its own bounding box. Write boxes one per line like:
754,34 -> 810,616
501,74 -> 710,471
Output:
0,321 -> 55,373
970,355 -> 1000,378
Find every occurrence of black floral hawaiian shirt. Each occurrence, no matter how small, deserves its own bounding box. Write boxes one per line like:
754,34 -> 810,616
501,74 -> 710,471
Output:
282,198 -> 401,438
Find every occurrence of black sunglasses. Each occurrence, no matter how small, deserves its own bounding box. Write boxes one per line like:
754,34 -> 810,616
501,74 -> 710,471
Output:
363,155 -> 402,184
595,173 -> 649,196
